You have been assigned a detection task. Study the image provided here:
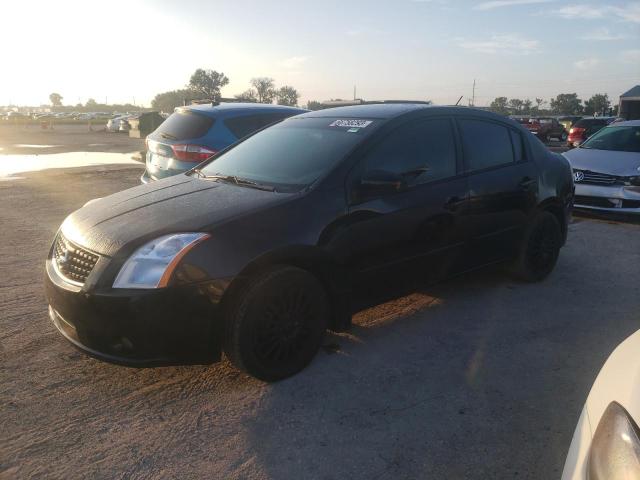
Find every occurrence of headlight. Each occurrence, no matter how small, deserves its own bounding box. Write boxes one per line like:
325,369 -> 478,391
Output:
113,233 -> 210,289
588,401 -> 640,480
624,176 -> 640,187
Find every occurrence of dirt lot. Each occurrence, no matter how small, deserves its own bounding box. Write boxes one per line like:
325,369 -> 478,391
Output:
0,124 -> 145,155
1,163 -> 639,479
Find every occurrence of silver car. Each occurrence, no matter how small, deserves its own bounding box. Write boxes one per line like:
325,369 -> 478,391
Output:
106,115 -> 131,133
563,120 -> 640,214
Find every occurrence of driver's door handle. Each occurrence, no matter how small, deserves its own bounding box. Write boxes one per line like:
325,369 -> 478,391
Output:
444,196 -> 463,212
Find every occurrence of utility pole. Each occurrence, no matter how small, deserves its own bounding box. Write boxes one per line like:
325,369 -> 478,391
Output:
472,79 -> 476,107
353,85 -> 356,101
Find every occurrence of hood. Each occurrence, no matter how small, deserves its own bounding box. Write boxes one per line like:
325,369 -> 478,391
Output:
61,174 -> 295,256
563,148 -> 640,177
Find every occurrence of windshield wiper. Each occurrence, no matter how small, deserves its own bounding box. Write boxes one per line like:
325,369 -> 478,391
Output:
234,177 -> 276,192
193,170 -> 275,191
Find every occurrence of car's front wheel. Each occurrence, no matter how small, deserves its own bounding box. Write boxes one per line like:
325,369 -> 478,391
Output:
223,266 -> 328,381
511,211 -> 561,282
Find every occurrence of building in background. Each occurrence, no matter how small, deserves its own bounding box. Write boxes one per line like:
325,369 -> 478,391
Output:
619,85 -> 640,120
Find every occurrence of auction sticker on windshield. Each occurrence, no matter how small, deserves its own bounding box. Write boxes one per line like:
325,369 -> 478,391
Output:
329,119 -> 373,128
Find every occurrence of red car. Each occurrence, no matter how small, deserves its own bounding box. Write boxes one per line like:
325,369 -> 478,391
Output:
567,117 -> 615,148
525,117 -> 567,143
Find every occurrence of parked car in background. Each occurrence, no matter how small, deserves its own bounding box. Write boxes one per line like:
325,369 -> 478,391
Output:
106,115 -> 131,132
45,104 -> 573,380
119,117 -> 134,132
75,113 -> 96,121
2,111 -> 30,121
141,102 -> 307,183
563,120 -> 640,214
510,116 -> 530,125
558,116 -> 583,131
567,117 -> 616,148
562,328 -> 640,479
525,117 -> 568,143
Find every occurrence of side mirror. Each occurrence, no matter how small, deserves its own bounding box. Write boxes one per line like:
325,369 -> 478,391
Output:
359,169 -> 408,199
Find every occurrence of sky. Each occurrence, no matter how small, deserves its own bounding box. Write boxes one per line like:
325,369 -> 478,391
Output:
1,0 -> 639,108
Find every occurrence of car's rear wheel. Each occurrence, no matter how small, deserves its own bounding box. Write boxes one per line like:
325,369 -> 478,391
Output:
511,211 -> 561,282
223,266 -> 328,382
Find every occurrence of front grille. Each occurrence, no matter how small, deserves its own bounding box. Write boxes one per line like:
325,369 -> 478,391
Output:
574,169 -> 624,186
52,234 -> 99,284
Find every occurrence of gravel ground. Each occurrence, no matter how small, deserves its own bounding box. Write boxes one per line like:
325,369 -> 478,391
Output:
1,164 -> 639,480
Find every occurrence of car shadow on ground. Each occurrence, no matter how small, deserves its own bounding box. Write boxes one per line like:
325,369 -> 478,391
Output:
234,261 -> 588,479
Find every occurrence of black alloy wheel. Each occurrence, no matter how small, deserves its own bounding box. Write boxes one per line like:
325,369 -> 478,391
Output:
512,211 -> 561,282
223,266 -> 328,381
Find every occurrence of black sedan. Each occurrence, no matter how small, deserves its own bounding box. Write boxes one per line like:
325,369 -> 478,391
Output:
45,104 -> 574,381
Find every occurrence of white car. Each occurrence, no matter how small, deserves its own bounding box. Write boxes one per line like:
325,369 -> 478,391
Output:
562,329 -> 640,479
106,115 -> 130,133
563,120 -> 640,215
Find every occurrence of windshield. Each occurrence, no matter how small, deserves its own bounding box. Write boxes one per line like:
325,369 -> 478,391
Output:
581,125 -> 640,153
197,117 -> 374,191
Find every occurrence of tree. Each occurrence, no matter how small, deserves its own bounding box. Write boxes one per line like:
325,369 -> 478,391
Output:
85,98 -> 97,108
522,99 -> 533,115
276,86 -> 299,106
550,93 -> 583,115
151,89 -> 204,112
306,100 -> 324,111
490,97 -> 509,115
49,93 -> 63,107
584,93 -> 610,116
508,98 -> 524,114
234,89 -> 257,102
534,98 -> 546,111
250,77 -> 276,104
188,68 -> 229,101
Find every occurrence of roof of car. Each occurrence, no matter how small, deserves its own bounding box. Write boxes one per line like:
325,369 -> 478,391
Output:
297,104 -> 505,121
608,119 -> 640,127
299,103 -> 430,119
185,103 -> 306,116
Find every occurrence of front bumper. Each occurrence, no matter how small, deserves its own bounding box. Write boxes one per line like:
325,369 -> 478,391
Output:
45,259 -> 223,366
573,183 -> 640,215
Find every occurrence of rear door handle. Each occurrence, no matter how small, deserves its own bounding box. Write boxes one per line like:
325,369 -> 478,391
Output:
519,177 -> 536,190
445,196 -> 463,212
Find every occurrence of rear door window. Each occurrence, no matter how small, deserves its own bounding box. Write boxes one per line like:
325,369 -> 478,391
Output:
458,119 -> 515,171
510,130 -> 525,162
154,111 -> 214,140
224,113 -> 291,139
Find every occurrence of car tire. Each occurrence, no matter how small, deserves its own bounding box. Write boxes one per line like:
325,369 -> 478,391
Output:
223,265 -> 328,382
560,131 -> 568,141
511,211 -> 561,282
544,133 -> 551,143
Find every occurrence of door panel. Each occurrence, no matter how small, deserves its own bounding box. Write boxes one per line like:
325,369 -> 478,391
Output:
457,118 -> 538,265
466,162 -> 538,264
332,117 -> 470,284
345,179 -> 468,277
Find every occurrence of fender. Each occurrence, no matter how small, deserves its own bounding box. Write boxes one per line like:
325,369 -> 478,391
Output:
222,245 -> 353,331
